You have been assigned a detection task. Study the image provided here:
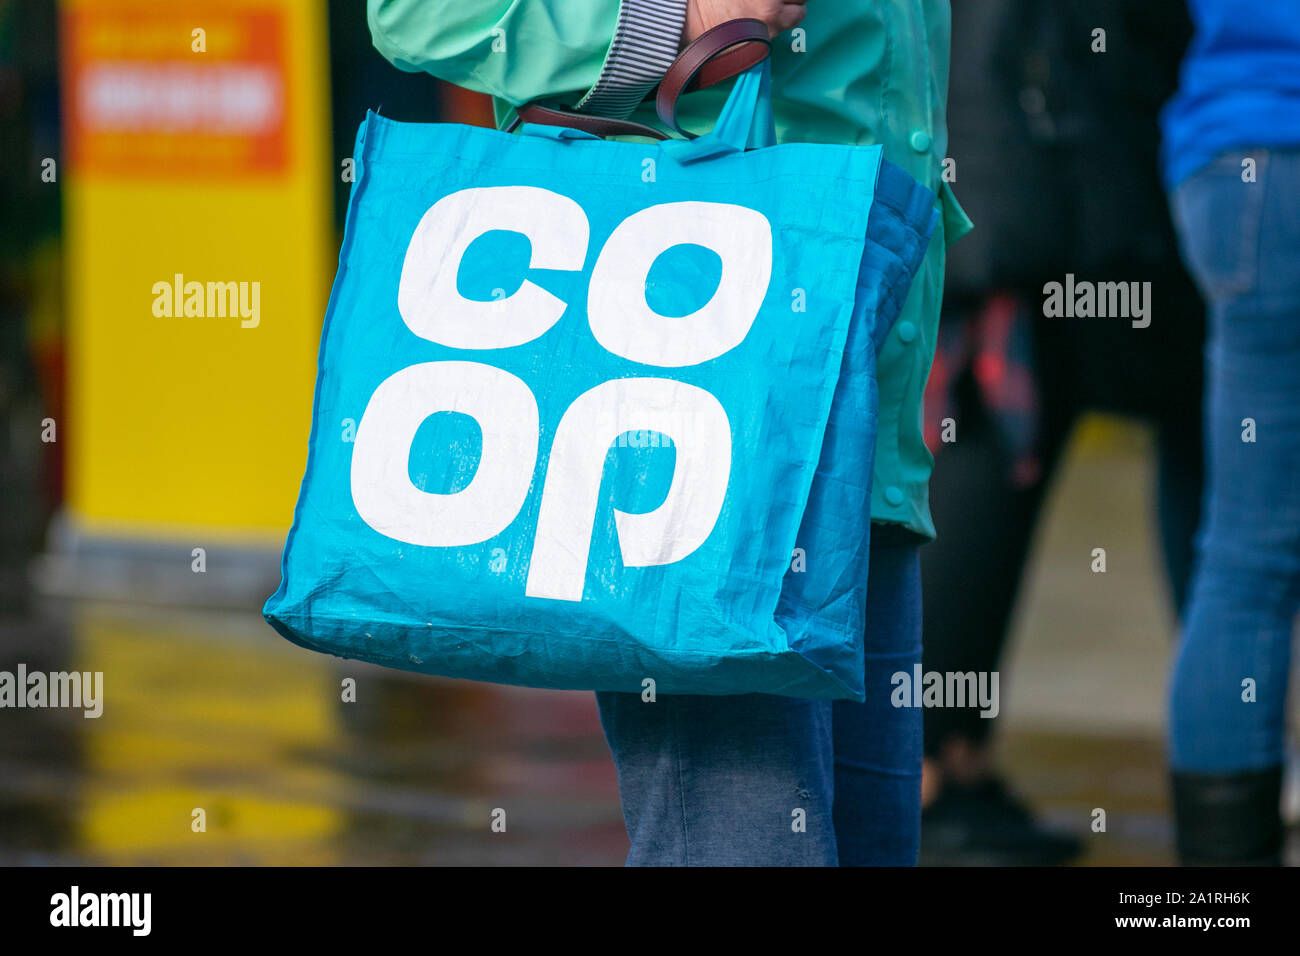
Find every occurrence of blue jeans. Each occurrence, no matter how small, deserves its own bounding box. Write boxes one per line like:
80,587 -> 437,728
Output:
595,528 -> 923,865
1168,148 -> 1300,772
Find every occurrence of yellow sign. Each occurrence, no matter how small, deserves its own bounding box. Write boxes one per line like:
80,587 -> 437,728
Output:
61,0 -> 330,543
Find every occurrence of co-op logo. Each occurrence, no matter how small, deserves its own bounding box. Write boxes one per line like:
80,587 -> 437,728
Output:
350,185 -> 773,601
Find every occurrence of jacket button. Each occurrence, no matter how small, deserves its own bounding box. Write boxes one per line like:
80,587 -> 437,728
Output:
896,320 -> 917,343
909,129 -> 932,153
884,486 -> 905,507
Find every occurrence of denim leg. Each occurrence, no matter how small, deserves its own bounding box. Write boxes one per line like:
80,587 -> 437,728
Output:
832,530 -> 924,865
595,689 -> 837,865
1169,148 -> 1300,771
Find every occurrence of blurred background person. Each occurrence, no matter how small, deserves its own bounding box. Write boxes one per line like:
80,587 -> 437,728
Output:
1163,0 -> 1300,866
919,0 -> 1205,865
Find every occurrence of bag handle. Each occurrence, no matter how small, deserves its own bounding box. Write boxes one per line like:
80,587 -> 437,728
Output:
655,18 -> 771,138
508,17 -> 771,141
660,58 -> 773,163
509,103 -> 671,140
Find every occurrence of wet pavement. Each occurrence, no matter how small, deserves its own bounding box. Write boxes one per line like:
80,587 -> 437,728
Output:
0,604 -> 626,865
0,417 -> 1293,865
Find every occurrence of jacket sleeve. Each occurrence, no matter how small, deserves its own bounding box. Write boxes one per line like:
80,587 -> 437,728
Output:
368,0 -> 688,116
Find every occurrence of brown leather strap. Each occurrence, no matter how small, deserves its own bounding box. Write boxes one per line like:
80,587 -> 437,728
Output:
655,18 -> 771,137
509,103 -> 670,141
507,17 -> 770,142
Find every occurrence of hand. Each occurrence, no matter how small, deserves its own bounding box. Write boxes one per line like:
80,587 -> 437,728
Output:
682,0 -> 808,44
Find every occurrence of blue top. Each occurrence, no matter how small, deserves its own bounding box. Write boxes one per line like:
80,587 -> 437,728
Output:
1160,0 -> 1300,189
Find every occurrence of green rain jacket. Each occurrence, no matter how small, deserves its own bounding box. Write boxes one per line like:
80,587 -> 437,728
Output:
368,0 -> 971,538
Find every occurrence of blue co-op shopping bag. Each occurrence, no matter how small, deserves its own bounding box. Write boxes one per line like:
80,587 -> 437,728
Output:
264,59 -> 936,700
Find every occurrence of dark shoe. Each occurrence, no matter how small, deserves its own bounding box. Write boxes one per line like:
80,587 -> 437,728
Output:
920,776 -> 1083,866
1171,766 -> 1283,866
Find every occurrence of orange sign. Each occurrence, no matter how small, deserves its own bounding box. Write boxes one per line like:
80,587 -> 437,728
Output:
61,3 -> 289,178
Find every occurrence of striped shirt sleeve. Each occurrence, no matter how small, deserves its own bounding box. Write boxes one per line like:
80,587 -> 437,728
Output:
573,0 -> 689,117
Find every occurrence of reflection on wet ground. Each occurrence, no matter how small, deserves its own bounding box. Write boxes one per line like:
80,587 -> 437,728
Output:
0,603 -> 625,865
0,420 -> 1293,865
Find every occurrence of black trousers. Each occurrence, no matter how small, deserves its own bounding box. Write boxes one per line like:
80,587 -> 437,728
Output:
920,272 -> 1204,756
